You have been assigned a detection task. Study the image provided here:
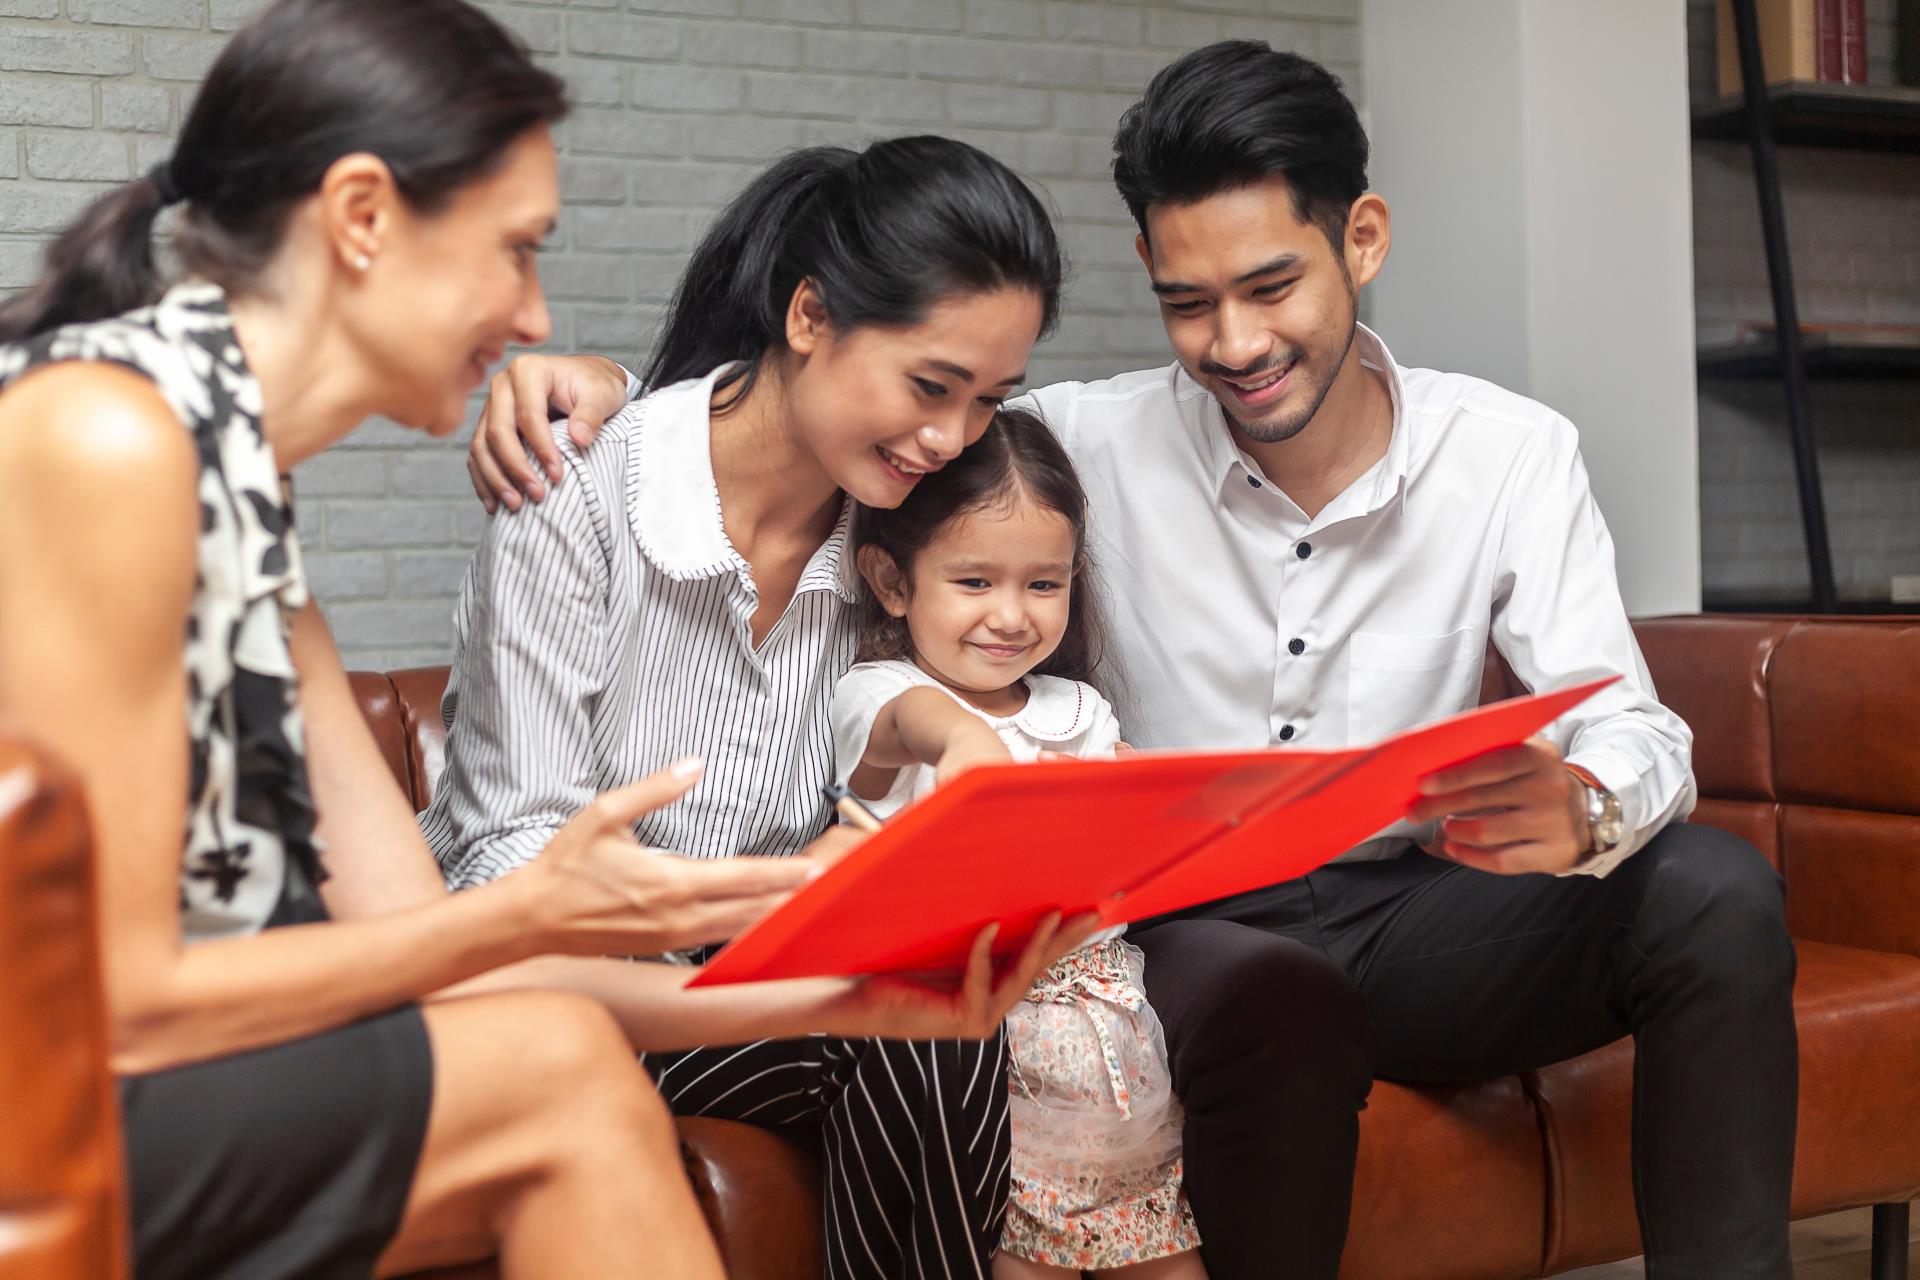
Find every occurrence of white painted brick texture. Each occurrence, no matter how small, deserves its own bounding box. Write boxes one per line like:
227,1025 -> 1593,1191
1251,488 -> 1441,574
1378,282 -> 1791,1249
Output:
2,0 -> 1361,666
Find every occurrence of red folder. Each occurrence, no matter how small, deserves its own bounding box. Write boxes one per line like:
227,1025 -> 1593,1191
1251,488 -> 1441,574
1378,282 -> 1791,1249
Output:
689,677 -> 1619,987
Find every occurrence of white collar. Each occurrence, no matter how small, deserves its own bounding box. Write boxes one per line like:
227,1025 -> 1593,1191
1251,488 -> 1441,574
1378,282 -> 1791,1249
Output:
627,365 -> 857,604
1005,673 -> 1096,742
1187,322 -> 1413,520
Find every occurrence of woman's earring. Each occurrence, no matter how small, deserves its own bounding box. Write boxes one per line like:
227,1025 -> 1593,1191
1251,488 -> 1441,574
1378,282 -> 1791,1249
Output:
353,254 -> 371,271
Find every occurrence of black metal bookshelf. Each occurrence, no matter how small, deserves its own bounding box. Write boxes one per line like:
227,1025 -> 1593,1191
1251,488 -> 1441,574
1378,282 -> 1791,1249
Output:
1692,80 -> 1920,153
1696,332 -> 1920,380
1694,1 -> 1920,615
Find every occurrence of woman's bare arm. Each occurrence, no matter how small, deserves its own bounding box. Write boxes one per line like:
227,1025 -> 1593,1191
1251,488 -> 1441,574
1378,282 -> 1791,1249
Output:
293,604 -> 1092,1050
0,363 -> 810,1074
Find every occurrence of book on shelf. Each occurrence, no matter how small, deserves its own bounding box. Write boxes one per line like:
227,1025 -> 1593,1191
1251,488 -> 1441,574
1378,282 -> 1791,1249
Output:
1715,0 -> 1867,95
1818,0 -> 1844,82
1840,0 -> 1868,85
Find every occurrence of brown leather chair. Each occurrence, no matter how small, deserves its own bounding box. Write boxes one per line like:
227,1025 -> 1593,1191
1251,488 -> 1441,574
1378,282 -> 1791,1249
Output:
0,735 -> 128,1280
360,617 -> 1920,1279
5,616 -> 1916,1279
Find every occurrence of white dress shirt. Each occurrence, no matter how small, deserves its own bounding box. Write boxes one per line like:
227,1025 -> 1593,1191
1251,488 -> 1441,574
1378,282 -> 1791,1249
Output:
614,325 -> 1695,876
1018,325 -> 1696,876
423,366 -> 858,892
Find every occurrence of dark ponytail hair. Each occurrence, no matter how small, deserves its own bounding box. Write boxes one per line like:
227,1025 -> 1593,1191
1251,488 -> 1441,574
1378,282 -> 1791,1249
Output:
0,0 -> 567,342
853,406 -> 1107,689
645,136 -> 1064,412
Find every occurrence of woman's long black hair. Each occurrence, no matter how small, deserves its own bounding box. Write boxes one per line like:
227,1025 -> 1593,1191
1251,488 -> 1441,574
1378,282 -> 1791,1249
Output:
643,135 -> 1064,410
0,0 -> 568,342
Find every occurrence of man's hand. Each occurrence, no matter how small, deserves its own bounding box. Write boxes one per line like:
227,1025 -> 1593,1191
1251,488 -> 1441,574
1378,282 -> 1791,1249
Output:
1408,736 -> 1590,875
468,353 -> 630,513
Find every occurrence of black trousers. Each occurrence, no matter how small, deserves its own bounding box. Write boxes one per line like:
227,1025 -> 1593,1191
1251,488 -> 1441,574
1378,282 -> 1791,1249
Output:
1132,823 -> 1798,1280
642,1033 -> 1009,1280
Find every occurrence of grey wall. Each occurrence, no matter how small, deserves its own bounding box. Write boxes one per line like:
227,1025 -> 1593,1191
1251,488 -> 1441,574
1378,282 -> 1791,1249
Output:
0,0 -> 1362,667
1364,0 -> 1703,618
1686,0 -> 1920,606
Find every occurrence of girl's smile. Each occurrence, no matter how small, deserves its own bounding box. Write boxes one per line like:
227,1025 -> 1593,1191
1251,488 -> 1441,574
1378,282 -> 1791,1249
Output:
892,495 -> 1077,717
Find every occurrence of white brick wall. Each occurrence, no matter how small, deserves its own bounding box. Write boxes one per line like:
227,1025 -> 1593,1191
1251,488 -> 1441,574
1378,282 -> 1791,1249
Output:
1,0 -> 1361,666
1687,0 -> 1920,604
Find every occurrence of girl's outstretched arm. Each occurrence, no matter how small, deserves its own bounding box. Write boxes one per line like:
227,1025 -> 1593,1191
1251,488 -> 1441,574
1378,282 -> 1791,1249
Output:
856,686 -> 1011,794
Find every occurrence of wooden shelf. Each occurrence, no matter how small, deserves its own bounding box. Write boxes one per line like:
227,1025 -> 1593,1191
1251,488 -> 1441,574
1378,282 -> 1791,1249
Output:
1703,592 -> 1920,616
1692,81 -> 1920,153
1697,333 -> 1920,380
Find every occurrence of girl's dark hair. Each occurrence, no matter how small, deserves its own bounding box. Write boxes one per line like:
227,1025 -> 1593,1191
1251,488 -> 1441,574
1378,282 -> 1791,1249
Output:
0,0 -> 567,342
1112,40 -> 1368,249
853,406 -> 1107,688
645,136 -> 1064,412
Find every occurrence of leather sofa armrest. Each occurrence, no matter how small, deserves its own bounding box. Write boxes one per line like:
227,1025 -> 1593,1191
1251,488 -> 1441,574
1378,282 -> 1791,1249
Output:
677,1117 -> 823,1280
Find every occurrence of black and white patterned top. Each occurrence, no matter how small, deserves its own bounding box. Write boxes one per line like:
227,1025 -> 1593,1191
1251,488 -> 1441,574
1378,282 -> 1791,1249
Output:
0,280 -> 324,939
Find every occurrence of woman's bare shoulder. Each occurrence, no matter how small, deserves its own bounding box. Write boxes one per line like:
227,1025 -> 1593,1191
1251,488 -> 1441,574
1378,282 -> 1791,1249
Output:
0,360 -> 199,585
0,359 -> 198,520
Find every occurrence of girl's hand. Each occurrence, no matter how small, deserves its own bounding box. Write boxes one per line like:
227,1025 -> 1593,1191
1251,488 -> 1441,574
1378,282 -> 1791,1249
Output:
817,911 -> 1104,1041
524,759 -> 815,955
467,353 -> 630,513
794,822 -> 870,874
934,722 -> 1013,785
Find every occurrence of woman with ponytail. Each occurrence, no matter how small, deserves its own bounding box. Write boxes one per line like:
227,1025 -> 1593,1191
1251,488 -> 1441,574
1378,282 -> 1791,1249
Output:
0,4 -> 1084,1276
421,135 -> 1083,1279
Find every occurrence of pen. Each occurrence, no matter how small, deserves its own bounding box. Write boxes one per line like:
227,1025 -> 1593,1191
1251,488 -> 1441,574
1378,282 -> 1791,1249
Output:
821,783 -> 885,834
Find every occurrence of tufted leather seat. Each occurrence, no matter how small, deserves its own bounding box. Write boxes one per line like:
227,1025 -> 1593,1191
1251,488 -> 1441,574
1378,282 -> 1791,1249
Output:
5,616 -> 1916,1278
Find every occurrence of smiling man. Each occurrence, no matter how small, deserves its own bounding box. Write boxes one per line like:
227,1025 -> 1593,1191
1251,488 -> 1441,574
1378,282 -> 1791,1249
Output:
464,40 -> 1795,1280
1017,43 -> 1794,1280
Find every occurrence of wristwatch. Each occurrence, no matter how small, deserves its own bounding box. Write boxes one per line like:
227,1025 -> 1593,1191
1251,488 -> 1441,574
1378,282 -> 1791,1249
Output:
1568,765 -> 1625,862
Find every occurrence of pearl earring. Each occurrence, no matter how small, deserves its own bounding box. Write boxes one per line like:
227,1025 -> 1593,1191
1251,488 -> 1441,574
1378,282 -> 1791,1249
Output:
353,254 -> 371,271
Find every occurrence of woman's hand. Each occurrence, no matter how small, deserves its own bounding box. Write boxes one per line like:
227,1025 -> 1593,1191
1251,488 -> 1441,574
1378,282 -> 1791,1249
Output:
934,721 -> 1014,786
815,910 -> 1104,1041
524,758 -> 815,955
468,353 -> 630,513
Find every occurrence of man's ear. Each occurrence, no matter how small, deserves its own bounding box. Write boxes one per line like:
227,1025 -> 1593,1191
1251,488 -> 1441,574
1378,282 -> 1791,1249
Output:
856,545 -> 910,617
1343,193 -> 1391,290
785,278 -> 832,357
1134,231 -> 1152,275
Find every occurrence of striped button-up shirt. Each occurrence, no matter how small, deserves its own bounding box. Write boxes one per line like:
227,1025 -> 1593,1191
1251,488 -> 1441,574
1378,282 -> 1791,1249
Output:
422,366 -> 858,891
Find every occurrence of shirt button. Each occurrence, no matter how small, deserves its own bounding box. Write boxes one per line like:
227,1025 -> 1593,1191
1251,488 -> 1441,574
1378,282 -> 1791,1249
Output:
1296,542 -> 1312,559
1247,474 -> 1262,488
1278,724 -> 1296,741
1288,638 -> 1306,656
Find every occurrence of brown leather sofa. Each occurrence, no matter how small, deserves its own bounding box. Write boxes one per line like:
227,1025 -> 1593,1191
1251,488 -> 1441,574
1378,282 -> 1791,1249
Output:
5,615 -> 1916,1279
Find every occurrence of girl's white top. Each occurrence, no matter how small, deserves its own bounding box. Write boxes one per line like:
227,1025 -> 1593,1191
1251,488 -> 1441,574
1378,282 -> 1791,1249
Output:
830,659 -> 1123,819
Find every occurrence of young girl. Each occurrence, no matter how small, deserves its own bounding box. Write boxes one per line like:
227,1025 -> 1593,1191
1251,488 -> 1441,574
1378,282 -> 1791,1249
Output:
832,407 -> 1206,1280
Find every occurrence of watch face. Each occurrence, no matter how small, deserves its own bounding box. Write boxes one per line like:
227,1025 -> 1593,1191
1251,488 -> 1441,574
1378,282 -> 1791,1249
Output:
1595,792 -> 1625,849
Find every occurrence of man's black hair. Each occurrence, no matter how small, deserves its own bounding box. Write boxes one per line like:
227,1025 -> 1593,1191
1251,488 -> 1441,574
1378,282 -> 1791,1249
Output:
1112,40 -> 1369,249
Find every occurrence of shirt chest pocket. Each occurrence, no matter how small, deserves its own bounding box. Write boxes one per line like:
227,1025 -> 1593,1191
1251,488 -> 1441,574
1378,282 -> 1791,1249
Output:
1346,628 -> 1484,744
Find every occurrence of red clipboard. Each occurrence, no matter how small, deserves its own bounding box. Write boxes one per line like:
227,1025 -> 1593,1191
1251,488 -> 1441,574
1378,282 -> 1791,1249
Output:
688,676 -> 1618,987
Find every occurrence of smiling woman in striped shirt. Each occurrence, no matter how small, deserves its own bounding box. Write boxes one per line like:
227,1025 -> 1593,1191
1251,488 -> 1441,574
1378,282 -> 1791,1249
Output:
422,136 -> 1087,1280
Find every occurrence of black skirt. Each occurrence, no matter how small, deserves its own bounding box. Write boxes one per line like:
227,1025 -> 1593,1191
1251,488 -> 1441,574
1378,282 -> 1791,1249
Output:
119,1002 -> 434,1280
118,880 -> 435,1280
